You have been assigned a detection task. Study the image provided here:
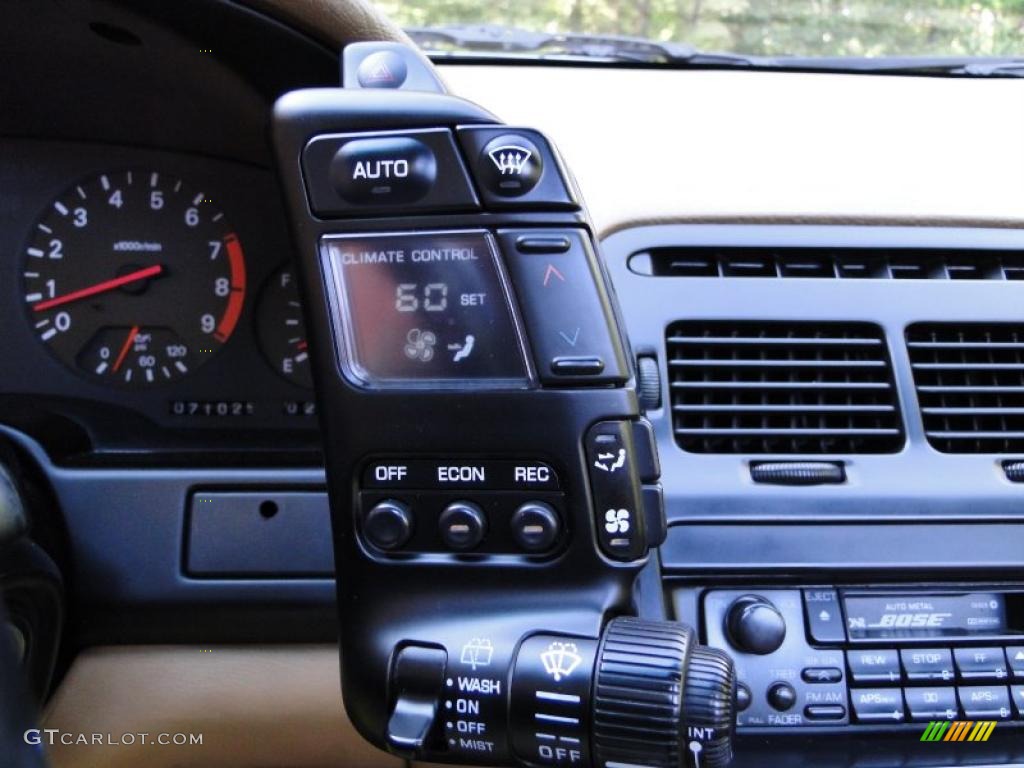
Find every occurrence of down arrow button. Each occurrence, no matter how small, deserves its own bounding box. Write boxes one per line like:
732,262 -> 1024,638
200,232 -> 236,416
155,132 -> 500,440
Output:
499,229 -> 626,385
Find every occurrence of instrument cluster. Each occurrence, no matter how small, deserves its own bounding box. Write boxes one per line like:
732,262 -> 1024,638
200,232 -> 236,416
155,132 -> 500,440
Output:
0,139 -> 319,458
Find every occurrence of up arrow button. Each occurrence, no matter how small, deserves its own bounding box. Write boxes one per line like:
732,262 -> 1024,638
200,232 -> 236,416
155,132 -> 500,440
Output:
498,229 -> 626,385
542,263 -> 566,287
1008,646 -> 1024,679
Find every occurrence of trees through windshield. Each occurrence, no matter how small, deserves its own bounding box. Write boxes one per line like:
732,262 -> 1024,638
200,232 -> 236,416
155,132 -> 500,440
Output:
377,0 -> 1024,58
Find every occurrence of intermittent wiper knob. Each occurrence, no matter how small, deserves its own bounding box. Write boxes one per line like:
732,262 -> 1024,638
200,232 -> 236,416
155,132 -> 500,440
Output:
509,618 -> 736,768
592,618 -> 736,768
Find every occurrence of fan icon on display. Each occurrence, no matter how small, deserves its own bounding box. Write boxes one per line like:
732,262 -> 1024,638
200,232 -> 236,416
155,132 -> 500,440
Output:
604,508 -> 631,534
403,328 -> 437,362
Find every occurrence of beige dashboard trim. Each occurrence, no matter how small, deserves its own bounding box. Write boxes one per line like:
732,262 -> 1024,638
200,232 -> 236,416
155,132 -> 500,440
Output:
440,65 -> 1024,238
43,646 -> 400,768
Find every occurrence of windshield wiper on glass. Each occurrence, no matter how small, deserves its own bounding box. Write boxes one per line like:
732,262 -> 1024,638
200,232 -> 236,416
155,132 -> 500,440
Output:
404,24 -> 758,66
406,24 -> 1024,77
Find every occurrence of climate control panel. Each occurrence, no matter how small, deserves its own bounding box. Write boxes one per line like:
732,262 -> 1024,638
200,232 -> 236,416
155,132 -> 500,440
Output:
270,75 -> 731,768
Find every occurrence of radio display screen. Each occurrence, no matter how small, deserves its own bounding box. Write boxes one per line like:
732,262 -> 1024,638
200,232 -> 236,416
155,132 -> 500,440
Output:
323,230 -> 530,387
843,592 -> 1007,639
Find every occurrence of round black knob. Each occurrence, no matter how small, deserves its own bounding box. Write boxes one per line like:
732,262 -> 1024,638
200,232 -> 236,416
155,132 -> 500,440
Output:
510,502 -> 561,552
736,683 -> 752,712
363,499 -> 413,551
725,595 -> 787,655
592,617 -> 736,768
767,682 -> 797,712
477,134 -> 543,197
438,501 -> 487,551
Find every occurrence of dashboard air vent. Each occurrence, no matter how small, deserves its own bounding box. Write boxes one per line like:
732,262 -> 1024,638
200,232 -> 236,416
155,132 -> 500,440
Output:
907,323 -> 1024,452
667,322 -> 904,454
630,247 -> 1024,280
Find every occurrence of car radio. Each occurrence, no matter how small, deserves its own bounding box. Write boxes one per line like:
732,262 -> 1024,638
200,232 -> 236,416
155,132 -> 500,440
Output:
700,586 -> 1024,732
271,50 -> 737,768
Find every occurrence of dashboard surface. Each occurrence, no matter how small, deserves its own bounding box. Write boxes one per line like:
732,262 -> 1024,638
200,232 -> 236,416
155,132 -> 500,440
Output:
2,2 -> 1024,768
440,64 -> 1024,235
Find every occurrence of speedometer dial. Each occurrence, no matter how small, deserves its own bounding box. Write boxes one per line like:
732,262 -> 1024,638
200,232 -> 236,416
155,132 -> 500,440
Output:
22,170 -> 246,387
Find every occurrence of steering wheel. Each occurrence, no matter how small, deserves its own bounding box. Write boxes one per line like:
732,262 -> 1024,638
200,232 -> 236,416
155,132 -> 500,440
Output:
0,464 -> 44,767
0,598 -> 43,768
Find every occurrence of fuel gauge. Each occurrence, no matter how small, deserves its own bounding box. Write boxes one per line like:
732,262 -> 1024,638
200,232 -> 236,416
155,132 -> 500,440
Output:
257,266 -> 312,389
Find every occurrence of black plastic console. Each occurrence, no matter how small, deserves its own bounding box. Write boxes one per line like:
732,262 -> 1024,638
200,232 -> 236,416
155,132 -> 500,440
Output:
271,84 -> 734,767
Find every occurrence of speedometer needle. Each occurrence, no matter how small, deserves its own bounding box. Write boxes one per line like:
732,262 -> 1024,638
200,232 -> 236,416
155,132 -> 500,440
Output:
32,264 -> 164,312
113,326 -> 141,373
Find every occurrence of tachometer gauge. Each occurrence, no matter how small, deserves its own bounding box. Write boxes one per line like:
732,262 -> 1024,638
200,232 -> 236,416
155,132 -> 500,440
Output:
22,170 -> 246,387
257,266 -> 312,389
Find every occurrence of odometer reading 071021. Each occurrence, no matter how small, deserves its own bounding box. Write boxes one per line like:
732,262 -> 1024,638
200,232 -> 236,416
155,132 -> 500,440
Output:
22,170 -> 246,387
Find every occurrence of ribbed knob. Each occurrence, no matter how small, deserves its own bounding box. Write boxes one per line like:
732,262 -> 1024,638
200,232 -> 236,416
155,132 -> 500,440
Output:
636,355 -> 662,411
592,617 -> 735,768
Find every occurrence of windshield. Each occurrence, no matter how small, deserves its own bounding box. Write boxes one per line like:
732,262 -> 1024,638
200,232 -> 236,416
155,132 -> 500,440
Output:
377,0 -> 1024,59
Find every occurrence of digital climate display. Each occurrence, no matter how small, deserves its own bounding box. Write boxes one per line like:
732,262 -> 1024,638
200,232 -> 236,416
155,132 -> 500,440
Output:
324,231 -> 531,387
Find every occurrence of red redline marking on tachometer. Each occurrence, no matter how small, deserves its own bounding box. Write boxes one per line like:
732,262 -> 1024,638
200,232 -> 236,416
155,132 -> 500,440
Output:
214,233 -> 246,342
113,325 -> 140,372
32,265 -> 164,312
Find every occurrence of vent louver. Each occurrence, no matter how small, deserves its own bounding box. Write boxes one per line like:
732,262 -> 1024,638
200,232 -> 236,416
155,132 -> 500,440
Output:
630,247 -> 1024,280
667,322 -> 904,454
907,323 -> 1024,452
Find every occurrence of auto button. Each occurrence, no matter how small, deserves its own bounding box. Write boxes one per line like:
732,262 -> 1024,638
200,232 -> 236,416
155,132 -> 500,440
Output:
302,129 -> 478,216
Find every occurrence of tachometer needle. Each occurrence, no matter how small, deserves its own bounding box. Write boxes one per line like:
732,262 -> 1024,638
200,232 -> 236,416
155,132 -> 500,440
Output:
112,325 -> 141,373
32,264 -> 164,312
